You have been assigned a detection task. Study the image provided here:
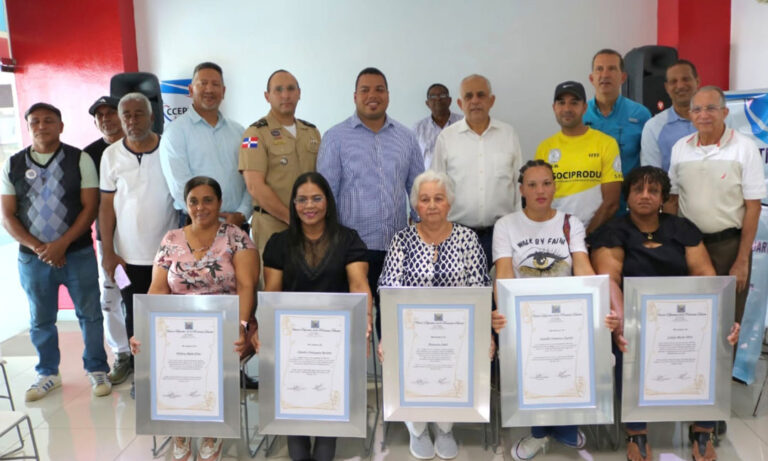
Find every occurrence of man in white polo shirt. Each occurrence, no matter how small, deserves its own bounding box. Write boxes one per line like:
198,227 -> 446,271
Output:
99,92 -> 176,359
667,85 -> 766,322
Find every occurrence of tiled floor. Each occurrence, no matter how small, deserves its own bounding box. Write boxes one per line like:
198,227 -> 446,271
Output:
0,322 -> 767,460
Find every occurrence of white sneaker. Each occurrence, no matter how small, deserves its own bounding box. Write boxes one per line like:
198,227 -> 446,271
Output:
172,437 -> 191,461
432,424 -> 458,459
88,371 -> 112,397
511,435 -> 549,461
409,427 -> 435,459
197,437 -> 223,461
25,373 -> 62,402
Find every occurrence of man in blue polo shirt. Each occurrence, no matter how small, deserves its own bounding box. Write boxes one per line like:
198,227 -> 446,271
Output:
584,49 -> 651,215
640,60 -> 700,172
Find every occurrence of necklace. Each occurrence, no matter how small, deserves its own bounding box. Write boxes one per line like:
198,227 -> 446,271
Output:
186,226 -> 218,253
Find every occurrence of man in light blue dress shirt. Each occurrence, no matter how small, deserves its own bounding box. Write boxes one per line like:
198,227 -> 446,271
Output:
317,67 -> 424,338
159,62 -> 252,228
641,60 -> 700,172
413,83 -> 463,170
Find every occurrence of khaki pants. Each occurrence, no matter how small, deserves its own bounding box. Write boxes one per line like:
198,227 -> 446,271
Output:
704,235 -> 751,323
252,211 -> 288,288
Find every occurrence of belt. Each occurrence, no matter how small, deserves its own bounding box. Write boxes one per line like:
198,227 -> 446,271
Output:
253,206 -> 271,217
702,227 -> 741,244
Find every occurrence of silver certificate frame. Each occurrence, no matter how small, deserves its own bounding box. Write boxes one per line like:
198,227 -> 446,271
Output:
497,275 -> 613,427
257,292 -> 368,438
379,287 -> 492,423
134,294 -> 241,438
621,276 -> 735,423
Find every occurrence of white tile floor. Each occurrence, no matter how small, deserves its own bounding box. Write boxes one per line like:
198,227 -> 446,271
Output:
0,321 -> 767,460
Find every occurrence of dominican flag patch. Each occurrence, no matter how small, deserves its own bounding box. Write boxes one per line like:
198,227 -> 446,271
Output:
242,137 -> 259,148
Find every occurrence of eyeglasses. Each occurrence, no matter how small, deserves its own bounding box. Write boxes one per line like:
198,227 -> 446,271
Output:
690,104 -> 724,115
293,195 -> 325,206
427,94 -> 450,100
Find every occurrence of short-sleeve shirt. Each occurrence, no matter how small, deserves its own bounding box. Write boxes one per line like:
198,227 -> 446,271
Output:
534,128 -> 622,228
238,112 -> 320,207
378,224 -> 491,288
588,213 -> 702,277
1,148 -> 98,194
263,225 -> 367,292
154,223 -> 255,295
584,95 -> 651,176
669,128 -> 767,234
492,210 -> 587,278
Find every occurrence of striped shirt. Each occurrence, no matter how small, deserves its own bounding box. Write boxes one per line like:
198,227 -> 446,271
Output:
318,112 -> 424,251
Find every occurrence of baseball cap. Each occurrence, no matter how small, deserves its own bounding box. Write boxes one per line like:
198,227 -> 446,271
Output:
24,102 -> 62,120
88,96 -> 119,116
553,81 -> 586,102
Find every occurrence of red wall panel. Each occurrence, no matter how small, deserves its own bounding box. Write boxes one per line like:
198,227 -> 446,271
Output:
657,0 -> 731,89
7,0 -> 137,147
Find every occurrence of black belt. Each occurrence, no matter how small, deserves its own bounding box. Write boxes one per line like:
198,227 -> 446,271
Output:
253,206 -> 271,217
702,227 -> 741,244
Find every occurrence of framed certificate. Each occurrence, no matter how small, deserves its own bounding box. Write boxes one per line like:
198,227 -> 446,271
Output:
621,276 -> 735,423
257,292 -> 368,438
134,294 -> 241,438
496,276 -> 613,427
380,287 -> 492,423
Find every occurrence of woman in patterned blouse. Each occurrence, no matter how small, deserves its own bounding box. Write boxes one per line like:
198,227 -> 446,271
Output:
131,176 -> 259,461
378,170 -> 491,460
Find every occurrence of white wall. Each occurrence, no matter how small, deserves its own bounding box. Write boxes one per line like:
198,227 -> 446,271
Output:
730,0 -> 768,91
134,0 -> 656,157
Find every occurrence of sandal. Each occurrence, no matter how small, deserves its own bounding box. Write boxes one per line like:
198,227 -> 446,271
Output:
172,437 -> 192,461
691,430 -> 716,461
626,433 -> 650,461
197,437 -> 223,461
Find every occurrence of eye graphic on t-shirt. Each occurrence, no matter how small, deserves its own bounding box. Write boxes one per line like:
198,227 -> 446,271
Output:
519,249 -> 570,277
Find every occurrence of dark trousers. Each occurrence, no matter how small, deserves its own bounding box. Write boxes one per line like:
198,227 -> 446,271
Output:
366,250 -> 386,340
704,235 -> 751,323
287,435 -> 336,461
119,264 -> 153,339
473,227 -> 494,271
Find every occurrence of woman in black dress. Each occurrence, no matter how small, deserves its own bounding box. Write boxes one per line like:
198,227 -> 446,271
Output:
589,166 -> 739,461
262,172 -> 373,461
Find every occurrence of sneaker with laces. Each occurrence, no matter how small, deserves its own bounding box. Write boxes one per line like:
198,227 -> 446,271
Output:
25,373 -> 62,402
511,435 -> 549,461
432,423 -> 458,459
88,371 -> 112,397
559,429 -> 586,449
107,352 -> 133,384
409,426 -> 435,459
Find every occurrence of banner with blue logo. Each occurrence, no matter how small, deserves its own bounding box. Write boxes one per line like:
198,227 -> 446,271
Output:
160,78 -> 192,123
726,89 -> 768,384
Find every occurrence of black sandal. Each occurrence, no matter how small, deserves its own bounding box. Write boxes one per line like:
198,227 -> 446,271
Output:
691,430 -> 716,461
626,433 -> 649,461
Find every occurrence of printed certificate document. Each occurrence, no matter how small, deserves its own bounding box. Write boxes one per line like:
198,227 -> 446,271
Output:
277,313 -> 348,419
641,297 -> 714,404
152,315 -> 222,420
518,297 -> 594,407
400,307 -> 472,405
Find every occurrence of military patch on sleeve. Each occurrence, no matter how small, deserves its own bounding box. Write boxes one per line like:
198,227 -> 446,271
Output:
297,118 -> 316,128
251,118 -> 268,128
242,137 -> 259,149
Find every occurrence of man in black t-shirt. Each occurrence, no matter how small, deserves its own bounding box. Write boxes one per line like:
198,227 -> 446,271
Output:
84,96 -> 132,385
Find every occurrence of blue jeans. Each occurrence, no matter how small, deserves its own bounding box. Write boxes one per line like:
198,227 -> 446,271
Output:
531,425 -> 579,446
18,246 -> 109,375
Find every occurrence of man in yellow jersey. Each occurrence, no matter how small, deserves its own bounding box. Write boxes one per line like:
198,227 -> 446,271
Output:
534,81 -> 622,234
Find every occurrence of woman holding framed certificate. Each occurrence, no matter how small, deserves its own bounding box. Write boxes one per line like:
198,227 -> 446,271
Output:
490,160 -> 618,461
589,166 -> 738,461
131,176 -> 259,461
262,172 -> 373,461
378,170 -> 491,460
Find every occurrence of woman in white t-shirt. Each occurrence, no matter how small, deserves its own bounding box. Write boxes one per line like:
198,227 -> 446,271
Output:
490,160 -> 620,461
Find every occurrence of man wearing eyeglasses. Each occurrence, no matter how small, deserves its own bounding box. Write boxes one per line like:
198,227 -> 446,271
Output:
666,85 -> 766,323
413,84 -> 463,169
239,70 -> 320,257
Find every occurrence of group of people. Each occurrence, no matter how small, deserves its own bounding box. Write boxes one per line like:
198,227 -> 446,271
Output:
1,46 -> 764,461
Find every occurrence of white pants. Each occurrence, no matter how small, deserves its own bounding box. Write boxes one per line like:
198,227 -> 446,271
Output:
405,422 -> 453,437
96,240 -> 129,354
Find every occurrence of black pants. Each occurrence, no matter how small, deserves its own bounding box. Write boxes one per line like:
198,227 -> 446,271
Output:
365,250 -> 386,340
119,264 -> 153,339
287,435 -> 336,461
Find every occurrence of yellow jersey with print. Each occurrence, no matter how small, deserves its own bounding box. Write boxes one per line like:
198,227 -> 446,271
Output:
534,128 -> 622,228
